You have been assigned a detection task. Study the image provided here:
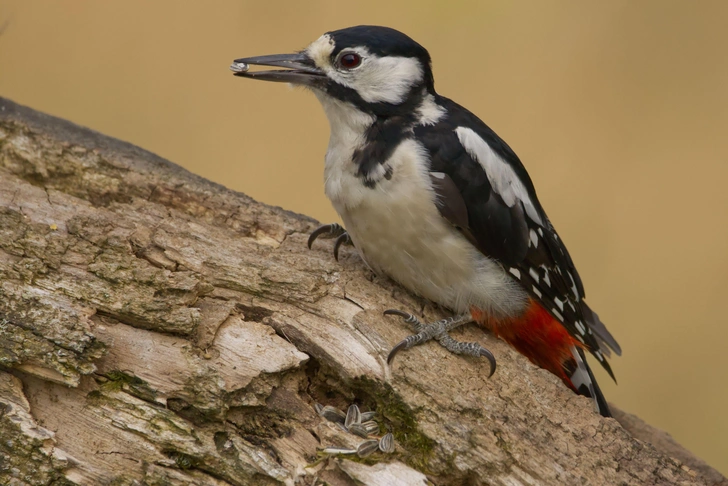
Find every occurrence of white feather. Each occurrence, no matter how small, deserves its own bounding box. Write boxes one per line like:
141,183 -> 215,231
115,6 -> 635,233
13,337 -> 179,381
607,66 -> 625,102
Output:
569,346 -> 600,414
454,126 -> 543,225
306,35 -> 424,105
416,93 -> 446,125
529,228 -> 539,248
315,91 -> 528,319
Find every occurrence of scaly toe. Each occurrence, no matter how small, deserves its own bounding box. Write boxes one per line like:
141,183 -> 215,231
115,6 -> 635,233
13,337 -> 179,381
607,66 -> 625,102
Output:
436,334 -> 497,377
383,309 -> 423,329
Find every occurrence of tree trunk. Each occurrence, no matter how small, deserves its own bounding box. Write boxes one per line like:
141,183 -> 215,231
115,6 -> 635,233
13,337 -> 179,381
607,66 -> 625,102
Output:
0,97 -> 724,486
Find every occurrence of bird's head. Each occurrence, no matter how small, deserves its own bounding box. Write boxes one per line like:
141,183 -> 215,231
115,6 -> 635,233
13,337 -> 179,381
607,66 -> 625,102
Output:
232,25 -> 435,119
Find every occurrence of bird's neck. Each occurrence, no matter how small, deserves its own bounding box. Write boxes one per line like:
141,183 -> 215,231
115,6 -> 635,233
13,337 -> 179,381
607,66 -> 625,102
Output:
315,89 -> 443,141
316,90 -> 446,186
314,91 -> 375,145
317,89 -> 444,211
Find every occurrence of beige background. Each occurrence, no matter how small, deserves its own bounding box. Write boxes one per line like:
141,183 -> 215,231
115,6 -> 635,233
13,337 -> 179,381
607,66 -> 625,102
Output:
1,0 -> 726,475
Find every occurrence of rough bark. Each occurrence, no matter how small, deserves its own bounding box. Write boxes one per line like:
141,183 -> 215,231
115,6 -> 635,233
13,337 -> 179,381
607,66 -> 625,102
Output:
0,96 -> 724,486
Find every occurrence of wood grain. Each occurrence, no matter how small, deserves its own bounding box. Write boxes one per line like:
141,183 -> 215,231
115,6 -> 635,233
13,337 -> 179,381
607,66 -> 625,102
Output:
1,97 -> 724,485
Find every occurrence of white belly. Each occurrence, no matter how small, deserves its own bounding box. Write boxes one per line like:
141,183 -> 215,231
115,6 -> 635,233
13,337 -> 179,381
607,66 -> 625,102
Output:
324,138 -> 528,319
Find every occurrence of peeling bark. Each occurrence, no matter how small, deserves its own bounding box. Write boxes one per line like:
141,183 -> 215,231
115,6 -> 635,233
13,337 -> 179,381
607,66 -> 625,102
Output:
0,97 -> 724,486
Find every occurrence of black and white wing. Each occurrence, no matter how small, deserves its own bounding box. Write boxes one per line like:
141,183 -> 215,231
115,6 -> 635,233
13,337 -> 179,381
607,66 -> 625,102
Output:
415,97 -> 621,378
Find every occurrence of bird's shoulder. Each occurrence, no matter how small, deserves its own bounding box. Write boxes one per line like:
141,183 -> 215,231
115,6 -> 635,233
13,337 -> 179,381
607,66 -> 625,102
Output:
412,95 -> 551,267
413,96 -> 539,205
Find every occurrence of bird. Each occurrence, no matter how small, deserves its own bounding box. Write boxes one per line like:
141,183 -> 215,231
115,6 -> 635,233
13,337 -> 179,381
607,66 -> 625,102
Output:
231,25 -> 621,417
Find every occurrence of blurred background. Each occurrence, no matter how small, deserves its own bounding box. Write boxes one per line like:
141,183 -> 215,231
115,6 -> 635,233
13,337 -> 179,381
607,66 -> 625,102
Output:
1,0 -> 726,474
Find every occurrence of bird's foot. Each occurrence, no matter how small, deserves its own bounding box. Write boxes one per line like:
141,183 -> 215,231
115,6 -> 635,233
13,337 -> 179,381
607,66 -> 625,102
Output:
307,223 -> 352,261
384,309 -> 496,377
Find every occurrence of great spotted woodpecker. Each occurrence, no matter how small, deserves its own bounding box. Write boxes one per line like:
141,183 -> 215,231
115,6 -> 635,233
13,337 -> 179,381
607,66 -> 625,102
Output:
231,25 -> 621,416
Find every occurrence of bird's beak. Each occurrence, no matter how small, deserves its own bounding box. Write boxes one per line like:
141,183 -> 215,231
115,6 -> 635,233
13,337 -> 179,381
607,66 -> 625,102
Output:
230,53 -> 325,87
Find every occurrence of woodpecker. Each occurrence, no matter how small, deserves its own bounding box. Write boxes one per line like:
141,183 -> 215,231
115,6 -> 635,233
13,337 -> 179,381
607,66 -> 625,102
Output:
231,25 -> 621,417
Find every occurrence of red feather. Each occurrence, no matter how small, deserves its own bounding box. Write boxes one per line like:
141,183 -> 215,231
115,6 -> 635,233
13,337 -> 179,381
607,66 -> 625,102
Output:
472,300 -> 583,390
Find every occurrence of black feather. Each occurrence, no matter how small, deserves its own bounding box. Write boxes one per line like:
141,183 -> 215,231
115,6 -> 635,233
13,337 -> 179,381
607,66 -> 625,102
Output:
353,116 -> 410,186
415,95 -> 620,378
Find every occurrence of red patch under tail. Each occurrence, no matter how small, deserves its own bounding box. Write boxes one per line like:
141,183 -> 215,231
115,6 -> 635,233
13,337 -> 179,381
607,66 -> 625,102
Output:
472,300 -> 583,391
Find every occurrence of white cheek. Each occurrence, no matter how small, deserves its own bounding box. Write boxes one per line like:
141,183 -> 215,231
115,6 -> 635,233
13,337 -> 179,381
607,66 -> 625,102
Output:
323,52 -> 424,105
351,56 -> 424,104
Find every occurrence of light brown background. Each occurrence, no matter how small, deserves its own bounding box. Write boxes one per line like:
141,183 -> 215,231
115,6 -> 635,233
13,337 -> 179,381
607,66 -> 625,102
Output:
1,0 -> 726,475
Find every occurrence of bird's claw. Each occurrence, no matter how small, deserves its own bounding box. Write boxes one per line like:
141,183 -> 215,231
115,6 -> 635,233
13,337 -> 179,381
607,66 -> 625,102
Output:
383,309 -> 422,326
308,223 -> 352,261
386,339 -> 410,364
479,347 -> 497,378
307,223 -> 346,248
333,232 -> 351,261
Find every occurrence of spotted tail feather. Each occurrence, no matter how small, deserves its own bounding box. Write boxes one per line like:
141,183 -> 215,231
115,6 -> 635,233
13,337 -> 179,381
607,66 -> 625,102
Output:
568,346 -> 611,417
478,299 -> 611,417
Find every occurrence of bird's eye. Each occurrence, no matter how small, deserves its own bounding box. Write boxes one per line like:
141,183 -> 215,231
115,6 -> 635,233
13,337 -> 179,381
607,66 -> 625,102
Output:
338,53 -> 362,69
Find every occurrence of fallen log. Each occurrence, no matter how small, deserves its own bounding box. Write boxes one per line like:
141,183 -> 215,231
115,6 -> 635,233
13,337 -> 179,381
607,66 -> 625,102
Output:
0,97 -> 724,485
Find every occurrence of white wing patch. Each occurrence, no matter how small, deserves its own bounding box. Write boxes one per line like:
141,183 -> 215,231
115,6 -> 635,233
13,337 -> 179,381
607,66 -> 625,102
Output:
455,127 -> 543,225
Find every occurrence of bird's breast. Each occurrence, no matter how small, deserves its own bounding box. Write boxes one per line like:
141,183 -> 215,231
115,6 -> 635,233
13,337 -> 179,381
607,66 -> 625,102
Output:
323,138 -> 528,318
